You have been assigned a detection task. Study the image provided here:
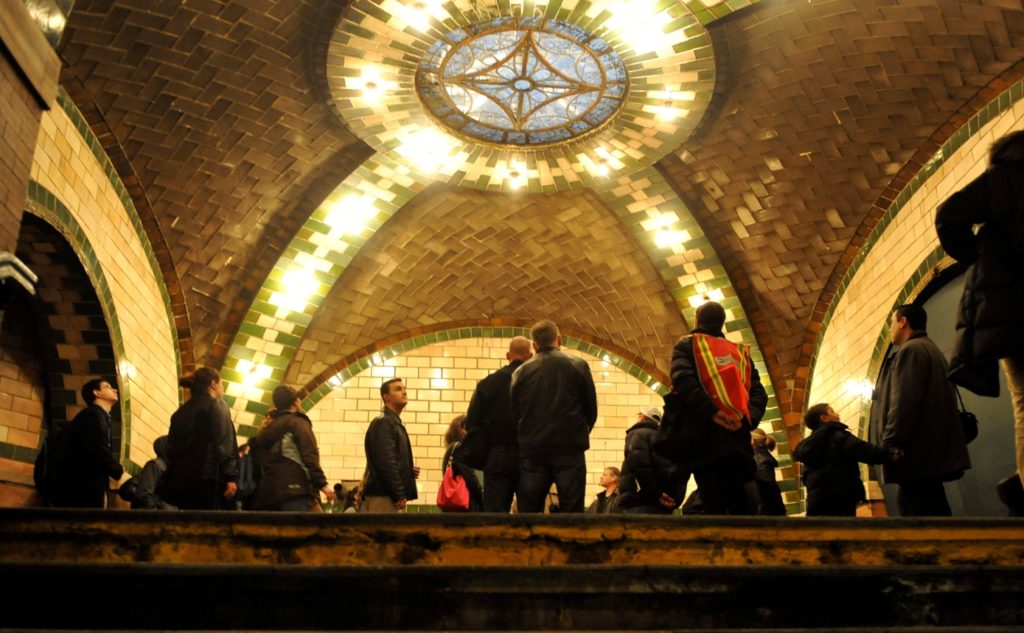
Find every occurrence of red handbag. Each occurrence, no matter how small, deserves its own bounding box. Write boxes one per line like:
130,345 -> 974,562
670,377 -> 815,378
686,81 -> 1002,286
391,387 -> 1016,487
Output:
436,464 -> 470,512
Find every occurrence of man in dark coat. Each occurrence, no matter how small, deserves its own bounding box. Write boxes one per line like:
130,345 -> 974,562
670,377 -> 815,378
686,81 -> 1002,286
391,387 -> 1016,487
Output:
871,304 -> 971,516
462,336 -> 533,512
361,378 -> 419,512
669,302 -> 768,515
935,129 -> 1024,507
50,378 -> 124,508
511,320 -> 598,513
253,385 -> 335,511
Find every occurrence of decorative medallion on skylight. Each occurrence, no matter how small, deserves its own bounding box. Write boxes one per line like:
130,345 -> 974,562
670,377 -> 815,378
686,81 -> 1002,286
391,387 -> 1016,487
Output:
417,17 -> 627,148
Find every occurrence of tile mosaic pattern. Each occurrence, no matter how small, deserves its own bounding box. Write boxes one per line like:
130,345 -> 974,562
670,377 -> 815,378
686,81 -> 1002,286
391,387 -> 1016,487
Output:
52,89 -> 182,383
328,0 -> 719,194
808,78 -> 1024,404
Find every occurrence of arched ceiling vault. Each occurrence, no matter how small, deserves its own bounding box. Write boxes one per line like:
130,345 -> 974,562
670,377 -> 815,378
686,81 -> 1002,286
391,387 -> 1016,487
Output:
56,0 -> 1024,429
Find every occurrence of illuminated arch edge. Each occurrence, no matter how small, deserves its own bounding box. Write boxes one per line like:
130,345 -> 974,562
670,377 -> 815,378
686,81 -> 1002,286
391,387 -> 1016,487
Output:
14,182 -> 133,469
291,321 -> 669,428
805,77 -> 1024,412
326,0 -> 717,193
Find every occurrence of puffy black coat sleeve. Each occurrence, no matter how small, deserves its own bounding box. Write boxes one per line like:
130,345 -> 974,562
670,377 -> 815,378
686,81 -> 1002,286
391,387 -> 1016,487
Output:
73,409 -> 123,479
936,172 -> 991,265
837,432 -> 891,465
211,400 -> 239,482
748,365 -> 768,426
294,417 -> 328,490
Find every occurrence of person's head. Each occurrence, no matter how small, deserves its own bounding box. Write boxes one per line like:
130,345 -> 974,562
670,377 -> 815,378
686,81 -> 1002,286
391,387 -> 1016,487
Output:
507,336 -> 533,362
804,403 -> 840,430
153,435 -> 169,459
272,385 -> 300,412
333,483 -> 345,498
445,415 -> 467,445
530,320 -> 560,352
180,367 -> 222,398
891,304 -> 927,345
751,428 -> 776,451
599,466 -> 620,490
695,301 -> 726,332
81,378 -> 118,409
380,377 -> 408,412
990,130 -> 1024,165
638,405 -> 663,425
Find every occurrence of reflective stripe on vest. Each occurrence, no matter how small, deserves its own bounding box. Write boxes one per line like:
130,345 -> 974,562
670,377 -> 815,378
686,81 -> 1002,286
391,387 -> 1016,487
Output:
691,333 -> 753,423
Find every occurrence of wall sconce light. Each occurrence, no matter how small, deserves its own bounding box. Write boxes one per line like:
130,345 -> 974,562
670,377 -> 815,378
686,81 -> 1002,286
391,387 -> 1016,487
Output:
687,288 -> 725,308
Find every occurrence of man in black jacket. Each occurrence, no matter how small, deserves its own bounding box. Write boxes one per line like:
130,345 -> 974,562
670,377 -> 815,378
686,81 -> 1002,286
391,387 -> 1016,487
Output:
670,302 -> 768,515
361,378 -> 419,512
511,320 -> 598,513
463,336 -> 533,512
50,378 -> 124,508
619,406 -> 681,514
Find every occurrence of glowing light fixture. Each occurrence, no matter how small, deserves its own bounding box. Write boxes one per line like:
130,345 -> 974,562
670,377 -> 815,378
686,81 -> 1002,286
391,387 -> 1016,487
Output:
653,229 -> 691,249
396,127 -> 459,175
687,288 -> 726,308
844,378 -> 874,401
118,359 -> 137,381
268,268 -> 319,313
383,0 -> 443,33
325,195 -> 377,237
505,158 -> 527,190
236,359 -> 273,388
607,0 -> 675,54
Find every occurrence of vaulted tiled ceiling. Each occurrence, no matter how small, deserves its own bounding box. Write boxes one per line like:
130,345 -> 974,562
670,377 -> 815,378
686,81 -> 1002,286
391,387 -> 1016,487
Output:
57,0 -> 1024,414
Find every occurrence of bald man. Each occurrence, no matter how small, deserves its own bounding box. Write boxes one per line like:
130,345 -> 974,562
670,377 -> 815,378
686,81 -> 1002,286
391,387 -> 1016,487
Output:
463,336 -> 533,512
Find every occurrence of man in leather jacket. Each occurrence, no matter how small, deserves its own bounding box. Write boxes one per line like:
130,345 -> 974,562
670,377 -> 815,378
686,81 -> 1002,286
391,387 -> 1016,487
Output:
511,320 -> 598,513
361,378 -> 419,512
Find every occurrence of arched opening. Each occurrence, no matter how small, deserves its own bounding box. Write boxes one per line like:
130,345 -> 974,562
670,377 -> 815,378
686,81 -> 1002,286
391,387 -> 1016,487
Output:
0,215 -> 120,504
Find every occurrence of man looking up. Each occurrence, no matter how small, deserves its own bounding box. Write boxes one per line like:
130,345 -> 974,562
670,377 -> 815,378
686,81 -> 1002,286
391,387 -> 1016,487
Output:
872,304 -> 971,516
462,336 -> 533,512
51,378 -> 124,508
361,378 -> 419,512
511,320 -> 598,513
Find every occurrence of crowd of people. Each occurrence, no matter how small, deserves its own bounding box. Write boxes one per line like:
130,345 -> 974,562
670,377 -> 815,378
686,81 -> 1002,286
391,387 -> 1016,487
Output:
33,131 -> 1024,518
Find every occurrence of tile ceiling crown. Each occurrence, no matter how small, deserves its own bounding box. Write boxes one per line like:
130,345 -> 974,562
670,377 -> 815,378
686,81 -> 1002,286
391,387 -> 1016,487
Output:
325,0 -> 717,193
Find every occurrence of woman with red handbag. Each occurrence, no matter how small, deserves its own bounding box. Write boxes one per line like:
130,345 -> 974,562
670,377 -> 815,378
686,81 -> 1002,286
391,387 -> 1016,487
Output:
438,416 -> 484,511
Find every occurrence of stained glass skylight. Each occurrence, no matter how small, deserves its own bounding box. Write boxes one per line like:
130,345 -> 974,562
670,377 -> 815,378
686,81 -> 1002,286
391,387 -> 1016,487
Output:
417,17 -> 628,148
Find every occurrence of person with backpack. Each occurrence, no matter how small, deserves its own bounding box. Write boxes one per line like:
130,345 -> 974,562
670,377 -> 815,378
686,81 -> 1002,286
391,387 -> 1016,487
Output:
118,435 -> 176,510
251,385 -> 334,511
44,378 -> 124,508
160,367 -> 239,510
794,403 -> 901,516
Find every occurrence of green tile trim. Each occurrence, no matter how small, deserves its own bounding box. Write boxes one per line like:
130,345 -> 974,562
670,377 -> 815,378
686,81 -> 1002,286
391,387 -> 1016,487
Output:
808,78 -> 1024,403
22,181 -> 133,469
300,326 -> 664,411
54,89 -> 182,386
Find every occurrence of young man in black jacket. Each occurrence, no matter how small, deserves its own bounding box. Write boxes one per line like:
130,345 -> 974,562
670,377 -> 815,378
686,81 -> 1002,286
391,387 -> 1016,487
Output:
361,378 -> 419,512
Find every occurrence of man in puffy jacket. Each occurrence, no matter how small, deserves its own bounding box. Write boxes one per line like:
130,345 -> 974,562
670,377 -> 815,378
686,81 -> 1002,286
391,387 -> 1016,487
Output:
253,385 -> 334,511
618,406 -> 682,514
511,320 -> 598,513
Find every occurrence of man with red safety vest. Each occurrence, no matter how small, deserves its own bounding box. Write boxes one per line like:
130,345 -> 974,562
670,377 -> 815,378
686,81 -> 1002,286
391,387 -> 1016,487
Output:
669,301 -> 768,514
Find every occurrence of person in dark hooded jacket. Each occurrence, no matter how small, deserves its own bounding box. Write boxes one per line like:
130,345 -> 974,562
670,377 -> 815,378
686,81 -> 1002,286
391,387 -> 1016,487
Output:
795,403 -> 899,516
935,129 -> 1024,512
120,435 -> 176,510
618,406 -> 684,514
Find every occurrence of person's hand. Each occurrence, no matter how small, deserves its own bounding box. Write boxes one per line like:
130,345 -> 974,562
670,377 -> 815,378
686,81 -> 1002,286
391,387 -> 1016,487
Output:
412,466 -> 421,479
395,498 -> 407,510
712,410 -> 742,431
224,481 -> 237,499
322,486 -> 336,503
888,447 -> 904,462
658,492 -> 677,509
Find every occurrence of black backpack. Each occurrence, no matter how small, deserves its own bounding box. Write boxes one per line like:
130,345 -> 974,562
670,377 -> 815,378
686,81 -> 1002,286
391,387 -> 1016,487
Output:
33,426 -> 68,505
